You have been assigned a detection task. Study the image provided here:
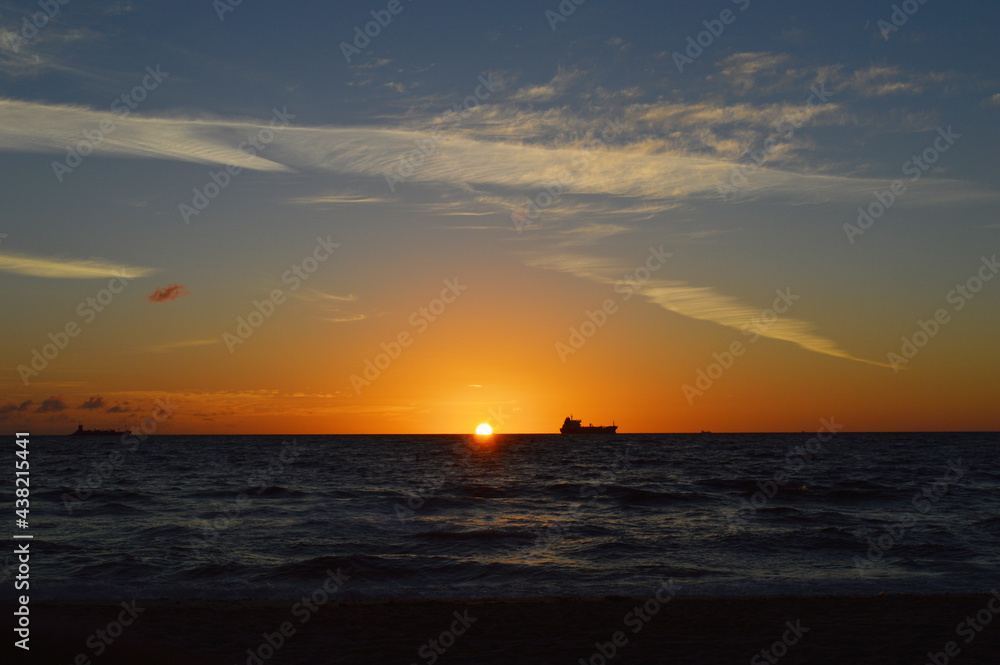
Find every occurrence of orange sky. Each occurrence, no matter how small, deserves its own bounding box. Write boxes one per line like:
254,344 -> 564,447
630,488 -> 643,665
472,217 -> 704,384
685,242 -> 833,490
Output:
2,2 -> 999,435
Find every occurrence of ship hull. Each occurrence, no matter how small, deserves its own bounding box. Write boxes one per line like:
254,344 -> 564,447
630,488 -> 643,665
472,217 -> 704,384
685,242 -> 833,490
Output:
71,429 -> 126,436
559,425 -> 618,434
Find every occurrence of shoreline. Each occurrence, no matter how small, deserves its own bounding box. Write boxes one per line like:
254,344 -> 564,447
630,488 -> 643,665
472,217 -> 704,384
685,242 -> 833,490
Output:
10,592 -> 1000,664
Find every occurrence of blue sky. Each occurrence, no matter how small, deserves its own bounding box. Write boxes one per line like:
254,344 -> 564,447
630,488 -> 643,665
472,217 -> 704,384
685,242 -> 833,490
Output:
1,0 -> 998,433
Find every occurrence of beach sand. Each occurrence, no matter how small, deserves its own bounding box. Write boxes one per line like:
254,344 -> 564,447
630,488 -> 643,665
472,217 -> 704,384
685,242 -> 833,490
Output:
10,593 -> 1000,664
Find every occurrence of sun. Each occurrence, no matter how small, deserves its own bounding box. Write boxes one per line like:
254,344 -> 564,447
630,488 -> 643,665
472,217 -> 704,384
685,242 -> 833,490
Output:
475,423 -> 493,436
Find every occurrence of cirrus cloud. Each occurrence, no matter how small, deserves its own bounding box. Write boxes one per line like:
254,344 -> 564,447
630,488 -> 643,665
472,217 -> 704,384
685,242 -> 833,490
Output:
0,252 -> 156,279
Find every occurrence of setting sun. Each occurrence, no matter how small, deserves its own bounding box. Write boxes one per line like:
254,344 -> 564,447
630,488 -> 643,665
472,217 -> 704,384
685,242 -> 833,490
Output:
475,423 -> 493,436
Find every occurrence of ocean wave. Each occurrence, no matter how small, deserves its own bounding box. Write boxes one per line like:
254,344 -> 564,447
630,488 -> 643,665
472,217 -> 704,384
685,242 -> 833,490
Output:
601,485 -> 702,506
19,432 -> 1000,601
409,527 -> 536,542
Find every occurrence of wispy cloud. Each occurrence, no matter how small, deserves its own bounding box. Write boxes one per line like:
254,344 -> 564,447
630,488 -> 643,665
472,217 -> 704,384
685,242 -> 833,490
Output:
321,314 -> 367,323
290,192 -> 392,206
641,282 -> 890,367
716,52 -> 794,94
433,224 -> 505,231
0,252 -> 155,279
295,289 -> 366,323
146,339 -> 219,353
558,223 -> 633,244
0,99 -> 293,172
524,253 -> 623,283
0,23 -> 101,77
1,88 -> 995,221
714,53 -> 952,100
356,57 -> 392,70
528,251 -> 892,368
844,65 -> 942,97
102,1 -> 136,16
298,290 -> 358,303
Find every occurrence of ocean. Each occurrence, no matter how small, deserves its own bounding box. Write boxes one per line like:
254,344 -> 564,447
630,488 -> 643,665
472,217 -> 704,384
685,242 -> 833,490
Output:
9,431 -> 999,600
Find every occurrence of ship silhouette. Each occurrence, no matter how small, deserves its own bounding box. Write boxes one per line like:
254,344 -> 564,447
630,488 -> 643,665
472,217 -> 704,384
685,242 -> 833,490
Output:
71,423 -> 126,436
559,415 -> 618,434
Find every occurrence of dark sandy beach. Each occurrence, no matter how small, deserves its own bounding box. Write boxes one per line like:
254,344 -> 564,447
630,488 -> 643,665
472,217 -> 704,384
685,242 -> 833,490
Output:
11,593 -> 1000,664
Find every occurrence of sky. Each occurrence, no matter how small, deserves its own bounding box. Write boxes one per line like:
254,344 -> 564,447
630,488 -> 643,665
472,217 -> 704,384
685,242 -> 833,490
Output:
1,0 -> 998,434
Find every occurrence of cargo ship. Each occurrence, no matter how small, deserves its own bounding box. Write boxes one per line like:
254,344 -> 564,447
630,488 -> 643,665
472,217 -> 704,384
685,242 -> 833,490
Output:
70,423 -> 126,436
559,416 -> 617,434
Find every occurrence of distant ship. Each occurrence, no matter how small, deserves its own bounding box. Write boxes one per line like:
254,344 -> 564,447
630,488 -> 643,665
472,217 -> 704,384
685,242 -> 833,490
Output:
70,423 -> 126,436
560,416 -> 618,434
